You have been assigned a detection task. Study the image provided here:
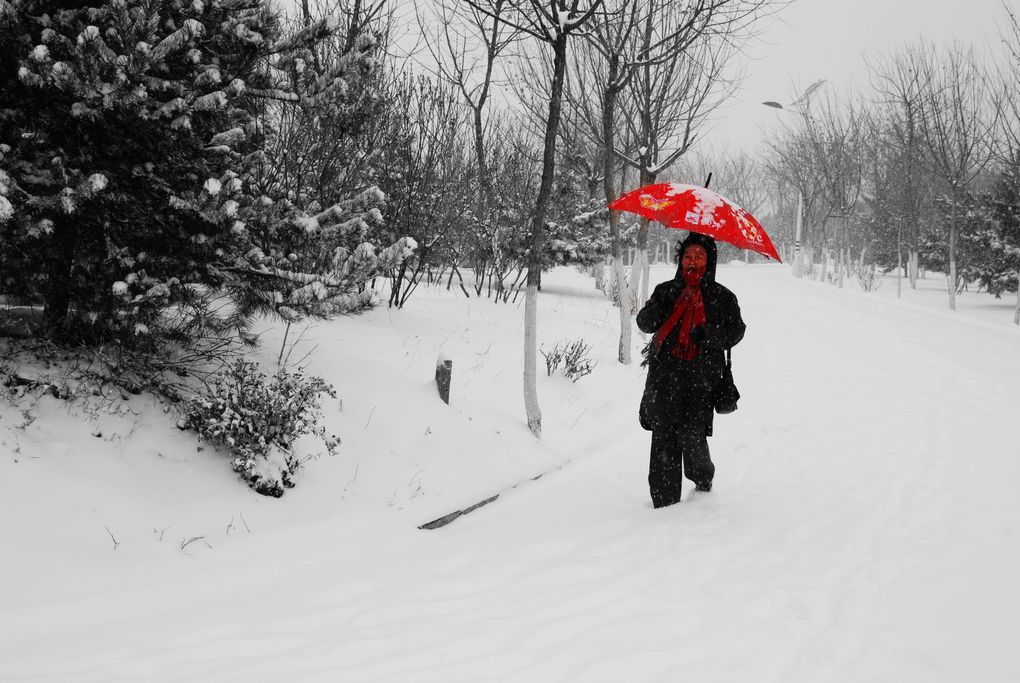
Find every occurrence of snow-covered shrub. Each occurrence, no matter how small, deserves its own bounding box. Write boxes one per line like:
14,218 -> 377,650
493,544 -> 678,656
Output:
541,339 -> 597,382
541,343 -> 565,377
562,340 -> 597,382
185,360 -> 339,497
856,264 -> 883,292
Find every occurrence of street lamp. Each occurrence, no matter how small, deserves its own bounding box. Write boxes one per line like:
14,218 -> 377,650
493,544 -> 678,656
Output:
762,80 -> 826,279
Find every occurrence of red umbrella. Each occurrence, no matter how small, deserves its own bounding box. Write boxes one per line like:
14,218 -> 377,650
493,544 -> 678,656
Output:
608,182 -> 782,262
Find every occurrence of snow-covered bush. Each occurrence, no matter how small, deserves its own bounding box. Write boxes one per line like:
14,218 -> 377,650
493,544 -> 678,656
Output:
541,343 -> 565,377
856,264 -> 883,292
541,339 -> 597,383
185,360 -> 339,497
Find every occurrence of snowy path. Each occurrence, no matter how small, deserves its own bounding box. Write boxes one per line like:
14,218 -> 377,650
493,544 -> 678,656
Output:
297,269 -> 1020,682
4,266 -> 1020,682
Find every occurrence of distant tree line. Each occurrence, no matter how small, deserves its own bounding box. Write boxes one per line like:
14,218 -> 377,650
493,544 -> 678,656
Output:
753,14 -> 1020,319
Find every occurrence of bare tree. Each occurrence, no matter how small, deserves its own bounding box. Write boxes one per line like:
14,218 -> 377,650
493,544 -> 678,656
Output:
868,44 -> 936,290
463,0 -> 604,437
376,76 -> 475,308
709,148 -> 770,263
514,37 -> 611,204
620,0 -> 769,308
858,106 -> 909,295
564,0 -> 768,363
581,0 -> 645,365
419,0 -> 520,216
916,42 -> 998,310
764,123 -> 830,278
806,92 -> 866,288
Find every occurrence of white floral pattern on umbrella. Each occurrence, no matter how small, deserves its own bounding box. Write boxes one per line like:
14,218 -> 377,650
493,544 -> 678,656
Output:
612,182 -> 781,262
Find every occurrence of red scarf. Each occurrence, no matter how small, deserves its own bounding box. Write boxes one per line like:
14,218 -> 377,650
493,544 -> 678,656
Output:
652,268 -> 706,361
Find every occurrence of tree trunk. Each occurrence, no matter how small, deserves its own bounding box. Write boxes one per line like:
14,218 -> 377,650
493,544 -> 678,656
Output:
341,0 -> 363,52
819,248 -> 829,283
522,33 -> 569,438
637,247 -> 650,311
792,192 -> 805,278
841,217 -> 851,288
523,282 -> 540,435
632,205 -> 656,307
1014,266 -> 1020,325
948,201 -> 958,311
388,260 -> 407,308
908,250 -> 919,288
593,262 -> 606,291
633,161 -> 655,311
897,228 -> 903,299
601,58 -> 632,366
610,255 -> 632,359
836,224 -> 845,289
43,216 -> 80,333
473,106 -> 491,218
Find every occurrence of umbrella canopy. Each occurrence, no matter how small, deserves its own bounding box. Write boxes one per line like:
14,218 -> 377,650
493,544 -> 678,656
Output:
609,182 -> 782,262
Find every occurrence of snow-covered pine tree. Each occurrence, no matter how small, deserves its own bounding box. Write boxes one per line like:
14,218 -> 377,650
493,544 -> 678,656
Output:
0,0 -> 412,342
544,208 -> 610,274
200,13 -> 418,323
959,174 -> 1020,300
1,0 -> 280,335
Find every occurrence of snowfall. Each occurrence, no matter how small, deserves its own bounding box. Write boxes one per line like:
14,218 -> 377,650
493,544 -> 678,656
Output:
3,261 -> 1020,683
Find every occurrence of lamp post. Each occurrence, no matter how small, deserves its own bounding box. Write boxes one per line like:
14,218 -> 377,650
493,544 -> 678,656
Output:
763,80 -> 826,279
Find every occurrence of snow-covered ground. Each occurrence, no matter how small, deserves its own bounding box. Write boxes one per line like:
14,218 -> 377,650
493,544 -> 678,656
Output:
3,263 -> 1019,682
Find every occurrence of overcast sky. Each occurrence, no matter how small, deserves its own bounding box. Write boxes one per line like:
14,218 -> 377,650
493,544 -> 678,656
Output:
706,0 -> 1010,154
388,0 -> 1010,158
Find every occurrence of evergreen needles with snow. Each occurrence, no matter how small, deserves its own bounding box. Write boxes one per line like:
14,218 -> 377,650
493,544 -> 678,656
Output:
0,0 -> 413,340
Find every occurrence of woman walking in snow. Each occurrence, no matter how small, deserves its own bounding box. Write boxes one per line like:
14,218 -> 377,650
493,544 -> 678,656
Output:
636,233 -> 745,508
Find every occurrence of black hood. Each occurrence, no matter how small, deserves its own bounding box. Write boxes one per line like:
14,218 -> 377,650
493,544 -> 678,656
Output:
674,232 -> 718,282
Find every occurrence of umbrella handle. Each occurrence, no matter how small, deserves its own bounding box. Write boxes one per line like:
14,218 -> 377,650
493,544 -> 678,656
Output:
703,173 -> 712,189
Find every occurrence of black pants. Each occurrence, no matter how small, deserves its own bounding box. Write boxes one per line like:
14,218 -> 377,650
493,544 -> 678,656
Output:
649,428 -> 714,508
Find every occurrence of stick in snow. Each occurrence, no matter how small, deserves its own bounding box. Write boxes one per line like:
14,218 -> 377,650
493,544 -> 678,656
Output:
418,460 -> 572,530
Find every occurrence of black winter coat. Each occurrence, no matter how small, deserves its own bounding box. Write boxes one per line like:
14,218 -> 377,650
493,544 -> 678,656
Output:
636,237 -> 746,436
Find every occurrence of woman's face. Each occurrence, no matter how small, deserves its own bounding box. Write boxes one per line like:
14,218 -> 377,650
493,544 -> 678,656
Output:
682,244 -> 708,272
